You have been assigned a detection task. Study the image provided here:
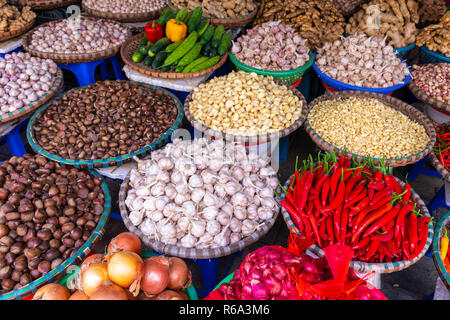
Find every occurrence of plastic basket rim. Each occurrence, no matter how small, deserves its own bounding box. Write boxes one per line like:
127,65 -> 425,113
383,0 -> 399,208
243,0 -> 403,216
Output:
419,45 -> 450,63
280,172 -> 434,273
304,90 -> 436,166
431,211 -> 450,289
0,169 -> 111,300
26,81 -> 184,169
394,42 -> 416,53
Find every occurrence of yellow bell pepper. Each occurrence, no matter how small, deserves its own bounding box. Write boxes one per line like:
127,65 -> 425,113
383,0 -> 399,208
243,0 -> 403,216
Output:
441,228 -> 449,261
165,18 -> 187,42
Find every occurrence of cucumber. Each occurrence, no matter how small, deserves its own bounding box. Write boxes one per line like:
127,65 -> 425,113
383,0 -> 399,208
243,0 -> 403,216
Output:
138,45 -> 149,56
152,51 -> 169,69
175,64 -> 185,73
187,6 -> 202,33
197,18 -> 209,36
161,65 -> 172,72
132,51 -> 144,63
164,10 -> 178,26
190,55 -> 220,72
158,8 -> 172,27
143,55 -> 154,66
182,56 -> 209,72
209,47 -> 217,57
211,25 -> 224,48
218,33 -> 231,55
177,42 -> 202,67
199,25 -> 214,45
140,33 -> 148,45
176,8 -> 188,23
182,11 -> 192,24
163,31 -> 198,67
201,41 -> 211,56
148,37 -> 171,56
165,39 -> 184,53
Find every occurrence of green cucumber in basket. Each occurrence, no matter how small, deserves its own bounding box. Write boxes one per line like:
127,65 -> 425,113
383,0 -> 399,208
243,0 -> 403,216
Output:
137,45 -> 149,56
175,64 -> 185,73
143,55 -> 155,66
182,56 -> 209,73
177,42 -> 202,67
148,37 -> 171,57
196,18 -> 209,36
190,55 -> 220,72
218,33 -> 231,56
188,6 -> 203,33
164,9 -> 178,26
199,25 -> 214,45
132,51 -> 144,63
182,10 -> 192,24
209,46 -> 217,57
201,41 -> 211,56
152,51 -> 169,69
165,39 -> 184,53
211,25 -> 224,48
158,8 -> 172,27
162,31 -> 198,67
176,8 -> 189,23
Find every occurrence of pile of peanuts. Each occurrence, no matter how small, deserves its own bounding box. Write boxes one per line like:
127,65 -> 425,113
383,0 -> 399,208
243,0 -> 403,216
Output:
307,97 -> 430,159
188,71 -> 303,136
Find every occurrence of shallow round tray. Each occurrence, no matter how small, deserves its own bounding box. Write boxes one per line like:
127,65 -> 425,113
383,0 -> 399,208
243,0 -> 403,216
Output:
120,33 -> 229,79
0,18 -> 35,42
22,17 -> 131,64
167,0 -> 259,28
0,68 -> 63,124
0,169 -> 111,300
409,72 -> 450,113
82,1 -> 164,22
432,211 -> 450,290
15,0 -> 80,10
429,121 -> 450,183
281,173 -> 434,274
26,81 -> 184,169
184,77 -> 308,145
304,90 -> 436,167
119,166 -> 280,259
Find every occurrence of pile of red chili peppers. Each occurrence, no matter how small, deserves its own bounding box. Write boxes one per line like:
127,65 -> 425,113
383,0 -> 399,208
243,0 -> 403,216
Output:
277,152 -> 432,264
433,122 -> 450,171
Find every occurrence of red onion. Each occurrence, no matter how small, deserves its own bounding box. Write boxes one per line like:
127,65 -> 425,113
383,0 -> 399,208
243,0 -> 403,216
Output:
140,256 -> 170,296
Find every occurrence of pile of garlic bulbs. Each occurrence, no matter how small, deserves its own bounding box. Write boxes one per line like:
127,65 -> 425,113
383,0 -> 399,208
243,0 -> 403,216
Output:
124,138 -> 279,249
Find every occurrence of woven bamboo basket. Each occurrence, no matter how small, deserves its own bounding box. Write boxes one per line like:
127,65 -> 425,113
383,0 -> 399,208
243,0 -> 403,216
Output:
120,33 -> 229,79
82,1 -> 165,22
280,174 -> 434,274
304,90 -> 437,167
429,121 -> 450,182
26,81 -> 184,169
184,77 -> 308,145
432,212 -> 450,290
167,0 -> 260,28
409,73 -> 450,114
22,17 -> 131,64
15,0 -> 79,10
0,68 -> 63,124
118,171 -> 281,260
0,18 -> 35,42
0,170 -> 111,300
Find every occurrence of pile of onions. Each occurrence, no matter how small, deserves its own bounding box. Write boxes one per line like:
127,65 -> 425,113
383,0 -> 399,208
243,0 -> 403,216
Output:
32,283 -> 71,300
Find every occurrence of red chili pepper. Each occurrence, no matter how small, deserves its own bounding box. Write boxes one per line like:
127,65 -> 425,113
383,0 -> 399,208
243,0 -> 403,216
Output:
340,207 -> 349,244
379,242 -> 393,260
383,175 -> 394,190
381,219 -> 396,232
321,177 -> 330,207
362,240 -> 380,260
402,184 -> 412,205
369,189 -> 393,206
319,219 -> 330,240
294,171 -> 305,208
361,204 -> 401,238
329,168 -> 343,198
344,175 -> 362,202
322,180 -> 345,213
374,171 -> 383,182
402,238 -> 411,260
313,198 -> 322,217
394,202 -> 413,239
145,21 -> 164,43
301,212 -> 312,238
314,174 -> 329,193
413,228 -> 429,259
299,171 -> 315,211
342,170 -> 353,182
308,214 -> 322,247
345,189 -> 368,210
387,175 -> 403,195
385,240 -> 400,257
352,236 -> 370,250
408,213 -> 418,254
351,202 -> 393,244
349,195 -> 370,215
333,206 -> 341,243
351,195 -> 392,233
326,216 -> 334,244
281,199 -> 304,232
370,228 -> 394,242
367,181 -> 385,190
347,180 -> 366,202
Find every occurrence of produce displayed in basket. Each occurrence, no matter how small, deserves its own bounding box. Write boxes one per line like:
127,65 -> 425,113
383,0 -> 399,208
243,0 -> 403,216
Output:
33,233 -> 193,300
206,234 -> 387,300
231,21 -> 310,71
0,0 -> 35,33
0,154 -> 106,294
418,0 -> 446,24
171,0 -> 257,19
131,6 -> 231,73
440,224 -> 449,273
0,52 -> 58,117
315,33 -> 410,88
330,0 -> 369,17
254,0 -> 345,51
83,0 -> 167,14
416,11 -> 450,57
433,123 -> 450,171
412,63 -> 449,104
307,97 -> 429,159
346,0 -> 419,48
279,152 -> 432,264
31,80 -> 178,161
189,71 -> 303,135
125,138 -> 279,248
27,17 -> 130,54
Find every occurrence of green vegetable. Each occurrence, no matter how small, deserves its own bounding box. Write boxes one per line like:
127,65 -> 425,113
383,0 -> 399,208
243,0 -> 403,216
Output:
177,42 -> 202,67
132,51 -> 144,63
197,18 -> 209,35
201,41 -> 211,56
161,65 -> 172,72
138,45 -> 149,56
165,39 -> 184,53
176,8 -> 188,23
190,55 -> 220,72
218,33 -> 231,55
199,25 -> 214,45
211,25 -> 224,48
175,64 -> 185,73
147,40 -> 152,47
148,37 -> 171,56
182,56 -> 209,72
158,8 -> 172,27
152,51 -> 169,69
163,31 -> 198,67
143,55 -> 154,66
140,33 -> 148,45
164,10 -> 178,26
209,46 -> 217,57
188,6 -> 202,33
182,11 -> 192,24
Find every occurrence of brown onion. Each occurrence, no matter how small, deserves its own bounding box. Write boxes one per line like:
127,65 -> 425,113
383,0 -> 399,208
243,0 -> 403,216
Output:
107,232 -> 141,256
80,253 -> 105,274
154,290 -> 185,300
68,290 -> 89,300
107,251 -> 143,296
167,257 -> 192,290
141,256 -> 169,296
32,283 -> 70,300
81,262 -> 109,296
89,282 -> 128,300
